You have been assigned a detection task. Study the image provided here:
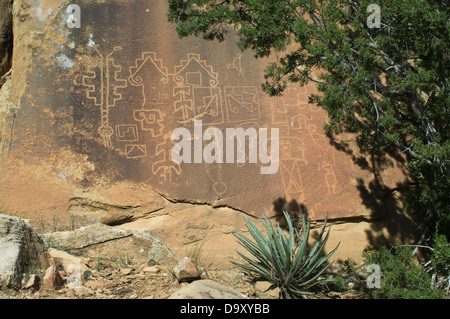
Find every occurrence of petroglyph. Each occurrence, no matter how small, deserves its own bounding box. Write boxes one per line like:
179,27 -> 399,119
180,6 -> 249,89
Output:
227,54 -> 243,77
224,86 -> 261,123
115,124 -> 139,142
74,34 -> 360,217
81,46 -> 127,147
152,136 -> 182,182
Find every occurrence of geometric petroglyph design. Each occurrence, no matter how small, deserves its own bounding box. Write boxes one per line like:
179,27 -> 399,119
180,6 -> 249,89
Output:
280,158 -> 305,202
290,113 -> 326,143
173,53 -> 221,123
115,124 -> 139,142
290,113 -> 312,131
279,138 -> 307,202
82,65 -> 102,107
206,164 -> 227,196
173,53 -> 219,88
98,124 -> 114,147
125,144 -> 147,159
133,109 -> 164,137
283,86 -> 309,111
224,86 -> 261,123
106,50 -> 128,107
82,46 -> 127,147
193,86 -> 224,125
152,137 -> 181,182
129,51 -> 169,88
227,54 -> 243,77
173,86 -> 194,121
284,85 -> 321,113
321,161 -> 337,195
128,51 -> 169,147
270,100 -> 288,126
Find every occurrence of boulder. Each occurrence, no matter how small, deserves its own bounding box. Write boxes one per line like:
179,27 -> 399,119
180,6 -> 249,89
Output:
172,257 -> 202,282
23,274 -> 40,291
43,265 -> 64,291
42,223 -> 133,251
0,214 -> 50,289
168,279 -> 248,299
47,248 -> 91,282
42,223 -> 178,267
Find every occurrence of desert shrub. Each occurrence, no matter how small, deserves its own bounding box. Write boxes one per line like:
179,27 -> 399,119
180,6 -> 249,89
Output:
429,232 -> 450,292
232,211 -> 339,299
363,243 -> 446,299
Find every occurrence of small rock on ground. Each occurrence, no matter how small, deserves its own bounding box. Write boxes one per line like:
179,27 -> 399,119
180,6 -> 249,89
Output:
168,279 -> 248,299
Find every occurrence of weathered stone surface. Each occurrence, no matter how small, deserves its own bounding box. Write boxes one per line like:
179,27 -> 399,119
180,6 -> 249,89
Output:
43,265 -> 64,291
142,266 -> 160,274
23,274 -> 40,290
120,198 -> 420,269
120,203 -> 249,269
168,279 -> 248,299
254,281 -> 273,293
67,182 -> 166,226
42,223 -> 178,267
120,267 -> 132,276
0,0 -> 13,78
83,280 -> 115,290
0,214 -> 50,289
173,257 -> 202,282
0,0 -> 408,225
42,223 -> 133,251
47,248 -> 91,282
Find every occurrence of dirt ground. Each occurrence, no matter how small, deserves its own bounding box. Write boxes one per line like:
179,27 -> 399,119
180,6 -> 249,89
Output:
0,262 -> 364,300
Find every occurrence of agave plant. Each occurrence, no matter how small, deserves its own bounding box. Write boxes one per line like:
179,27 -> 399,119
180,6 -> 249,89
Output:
232,211 -> 339,298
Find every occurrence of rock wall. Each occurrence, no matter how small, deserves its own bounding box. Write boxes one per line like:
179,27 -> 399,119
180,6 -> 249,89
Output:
0,0 -> 13,78
0,0 -> 416,265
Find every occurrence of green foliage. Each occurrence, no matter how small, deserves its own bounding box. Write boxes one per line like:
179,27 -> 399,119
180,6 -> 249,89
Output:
118,255 -> 131,267
38,218 -> 46,233
363,244 -> 446,299
431,231 -> 450,282
23,265 -> 40,283
94,259 -> 108,271
330,276 -> 348,292
52,213 -> 58,232
186,241 -> 204,262
168,0 -> 450,237
343,258 -> 358,275
232,211 -> 339,298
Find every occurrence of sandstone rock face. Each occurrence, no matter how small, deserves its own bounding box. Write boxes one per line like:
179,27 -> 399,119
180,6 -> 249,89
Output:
0,0 -> 408,222
119,203 -> 250,269
0,214 -> 49,289
0,0 -> 413,268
